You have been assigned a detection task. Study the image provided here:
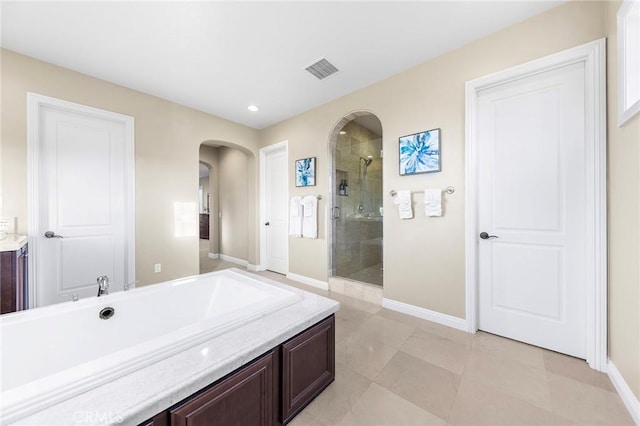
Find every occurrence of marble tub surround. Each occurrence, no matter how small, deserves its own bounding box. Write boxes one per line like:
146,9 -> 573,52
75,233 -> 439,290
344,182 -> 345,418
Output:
8,269 -> 339,425
2,269 -> 303,422
0,234 -> 27,252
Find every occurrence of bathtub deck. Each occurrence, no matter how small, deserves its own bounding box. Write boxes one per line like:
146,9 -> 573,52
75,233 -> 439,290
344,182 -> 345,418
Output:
11,269 -> 339,425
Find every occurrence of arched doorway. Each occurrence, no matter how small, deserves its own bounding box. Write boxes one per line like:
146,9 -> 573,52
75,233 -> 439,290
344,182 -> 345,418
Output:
198,142 -> 253,273
328,112 -> 383,287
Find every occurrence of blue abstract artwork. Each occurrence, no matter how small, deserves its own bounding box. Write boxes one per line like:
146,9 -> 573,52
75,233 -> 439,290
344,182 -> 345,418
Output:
295,157 -> 316,187
399,128 -> 441,175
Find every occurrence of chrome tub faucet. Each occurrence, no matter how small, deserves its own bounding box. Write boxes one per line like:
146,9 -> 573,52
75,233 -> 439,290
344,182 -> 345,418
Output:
97,275 -> 110,297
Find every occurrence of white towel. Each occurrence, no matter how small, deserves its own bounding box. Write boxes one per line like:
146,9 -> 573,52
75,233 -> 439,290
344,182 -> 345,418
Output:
424,188 -> 442,217
301,195 -> 318,238
393,190 -> 413,219
289,196 -> 303,237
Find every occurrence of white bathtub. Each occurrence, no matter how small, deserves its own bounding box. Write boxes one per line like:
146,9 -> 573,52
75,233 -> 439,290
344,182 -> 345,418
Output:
0,269 -> 301,424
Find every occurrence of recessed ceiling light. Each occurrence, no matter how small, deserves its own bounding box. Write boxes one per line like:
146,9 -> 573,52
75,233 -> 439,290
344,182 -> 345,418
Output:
339,130 -> 346,135
248,105 -> 259,112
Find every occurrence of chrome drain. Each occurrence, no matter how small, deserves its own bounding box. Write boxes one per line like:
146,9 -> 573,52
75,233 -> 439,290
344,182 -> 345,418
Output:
99,307 -> 115,320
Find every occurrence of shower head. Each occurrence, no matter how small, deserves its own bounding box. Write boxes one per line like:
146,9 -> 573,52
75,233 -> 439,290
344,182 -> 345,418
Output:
360,157 -> 373,167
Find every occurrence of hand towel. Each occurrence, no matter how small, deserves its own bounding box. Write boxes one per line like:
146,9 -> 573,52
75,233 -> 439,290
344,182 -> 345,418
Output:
393,190 -> 413,219
301,195 -> 318,238
289,196 -> 303,237
424,188 -> 442,217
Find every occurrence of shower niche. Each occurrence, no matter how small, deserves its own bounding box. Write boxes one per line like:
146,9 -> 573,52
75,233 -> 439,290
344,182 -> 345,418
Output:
331,114 -> 383,287
336,170 -> 348,196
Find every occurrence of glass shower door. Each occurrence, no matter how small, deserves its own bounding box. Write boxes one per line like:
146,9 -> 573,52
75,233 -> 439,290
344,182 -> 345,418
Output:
332,116 -> 383,287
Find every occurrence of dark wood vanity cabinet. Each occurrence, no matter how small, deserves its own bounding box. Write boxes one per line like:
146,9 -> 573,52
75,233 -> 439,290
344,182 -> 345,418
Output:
199,214 -> 209,240
281,316 -> 335,423
0,244 -> 28,314
140,315 -> 335,426
171,349 -> 278,426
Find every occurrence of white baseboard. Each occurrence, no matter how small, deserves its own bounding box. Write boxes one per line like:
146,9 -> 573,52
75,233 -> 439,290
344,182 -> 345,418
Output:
286,272 -> 329,290
247,264 -> 266,272
607,360 -> 640,425
207,253 -> 219,259
382,298 -> 467,331
219,254 -> 248,267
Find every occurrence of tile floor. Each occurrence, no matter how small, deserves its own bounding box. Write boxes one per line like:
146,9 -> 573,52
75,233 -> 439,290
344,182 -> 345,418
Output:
199,239 -> 237,274
200,251 -> 634,425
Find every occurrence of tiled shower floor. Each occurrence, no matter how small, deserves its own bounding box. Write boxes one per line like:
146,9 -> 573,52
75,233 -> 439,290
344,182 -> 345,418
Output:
346,263 -> 383,287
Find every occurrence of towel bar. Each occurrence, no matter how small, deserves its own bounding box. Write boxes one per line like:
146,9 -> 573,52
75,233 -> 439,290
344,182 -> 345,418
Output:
389,186 -> 455,197
291,195 -> 322,199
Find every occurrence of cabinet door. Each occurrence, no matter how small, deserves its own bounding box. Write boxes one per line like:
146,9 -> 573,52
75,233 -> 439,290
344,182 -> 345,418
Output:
199,214 -> 209,240
0,250 -> 18,314
171,350 -> 277,426
281,315 -> 335,424
138,411 -> 168,426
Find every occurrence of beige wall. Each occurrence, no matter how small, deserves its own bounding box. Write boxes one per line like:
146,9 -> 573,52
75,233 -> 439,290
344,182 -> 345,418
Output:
260,1 -> 606,318
0,49 -> 259,286
199,145 -> 220,255
606,1 -> 640,400
218,146 -> 249,261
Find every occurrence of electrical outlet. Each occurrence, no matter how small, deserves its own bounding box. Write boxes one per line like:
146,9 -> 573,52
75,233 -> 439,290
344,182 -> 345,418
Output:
154,264 -> 161,273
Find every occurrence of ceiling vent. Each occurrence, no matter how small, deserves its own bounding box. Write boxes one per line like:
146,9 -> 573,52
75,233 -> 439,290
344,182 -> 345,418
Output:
305,58 -> 340,80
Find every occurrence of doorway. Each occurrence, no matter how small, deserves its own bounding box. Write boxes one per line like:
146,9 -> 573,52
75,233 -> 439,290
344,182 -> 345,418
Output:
465,39 -> 607,370
329,113 -> 383,287
199,143 -> 252,273
27,93 -> 135,307
259,141 -> 289,274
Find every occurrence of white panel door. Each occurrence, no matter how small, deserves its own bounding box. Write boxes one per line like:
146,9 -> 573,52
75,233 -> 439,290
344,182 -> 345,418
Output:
38,106 -> 128,305
264,147 -> 288,274
477,62 -> 587,358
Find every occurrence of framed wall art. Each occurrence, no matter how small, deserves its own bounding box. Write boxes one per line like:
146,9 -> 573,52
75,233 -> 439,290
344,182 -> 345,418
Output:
295,157 -> 316,187
399,128 -> 441,175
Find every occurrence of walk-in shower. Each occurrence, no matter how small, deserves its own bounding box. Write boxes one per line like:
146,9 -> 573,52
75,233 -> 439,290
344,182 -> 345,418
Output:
331,114 -> 383,287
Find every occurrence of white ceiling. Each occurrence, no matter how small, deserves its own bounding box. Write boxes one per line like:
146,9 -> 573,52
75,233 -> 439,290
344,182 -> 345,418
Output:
1,1 -> 562,129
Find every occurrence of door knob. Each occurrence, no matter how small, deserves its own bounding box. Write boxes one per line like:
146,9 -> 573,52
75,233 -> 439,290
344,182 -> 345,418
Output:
479,232 -> 499,240
44,231 -> 63,238
265,222 -> 270,226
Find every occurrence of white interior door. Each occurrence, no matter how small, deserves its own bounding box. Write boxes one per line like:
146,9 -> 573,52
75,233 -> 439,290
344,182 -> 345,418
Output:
34,98 -> 133,306
264,146 -> 288,274
477,62 -> 587,358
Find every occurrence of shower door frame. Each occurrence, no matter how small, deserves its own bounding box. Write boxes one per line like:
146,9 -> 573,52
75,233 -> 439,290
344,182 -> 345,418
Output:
326,110 -> 383,284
